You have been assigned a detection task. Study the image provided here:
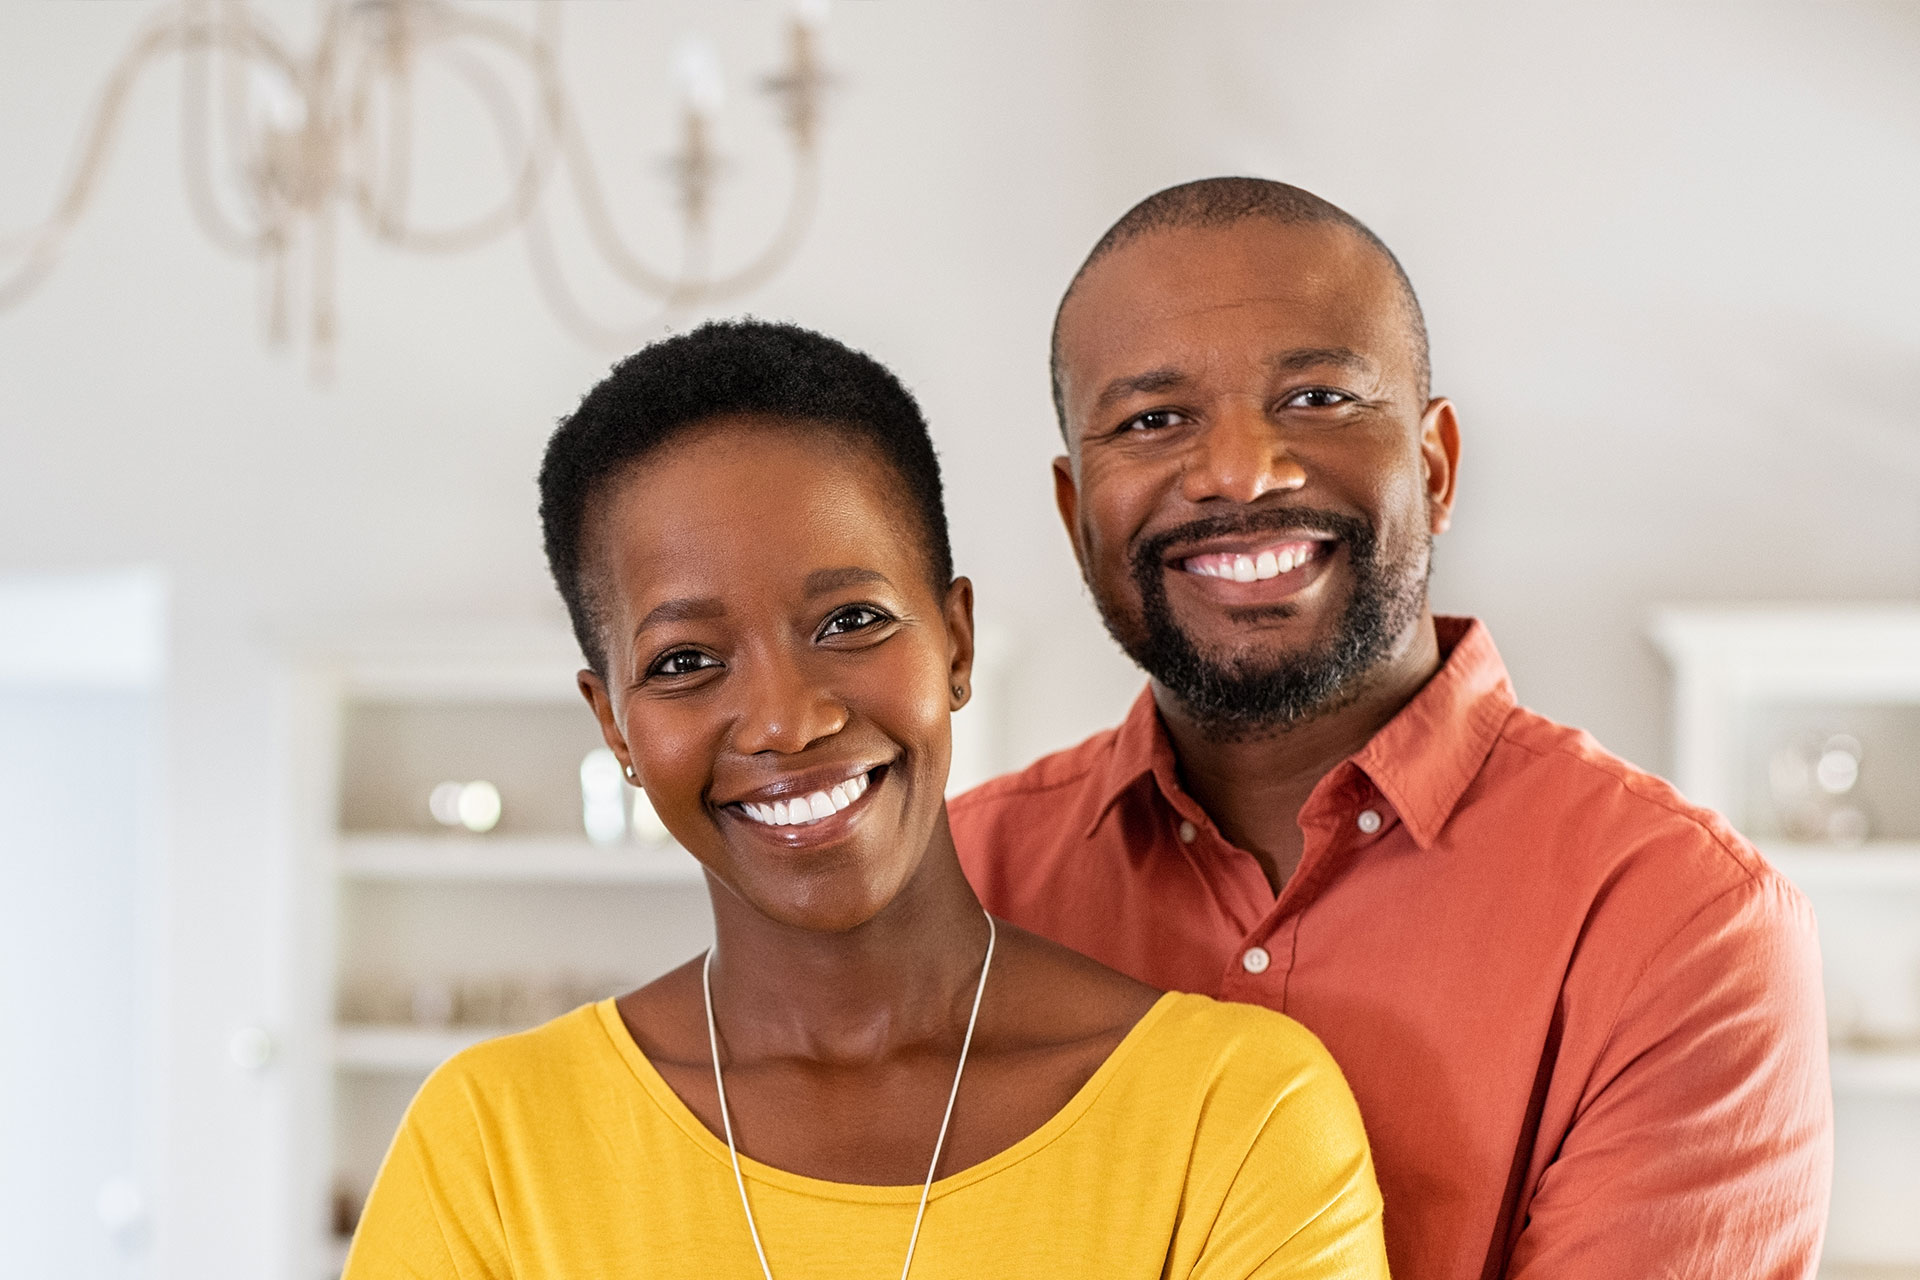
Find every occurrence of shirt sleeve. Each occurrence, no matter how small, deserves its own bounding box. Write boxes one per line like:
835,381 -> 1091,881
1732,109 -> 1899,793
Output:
1506,873 -> 1833,1280
342,1065 -> 512,1280
1180,1034 -> 1391,1280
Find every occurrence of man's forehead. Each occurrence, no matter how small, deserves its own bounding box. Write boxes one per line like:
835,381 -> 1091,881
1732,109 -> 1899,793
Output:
1059,222 -> 1407,380
1067,220 -> 1390,329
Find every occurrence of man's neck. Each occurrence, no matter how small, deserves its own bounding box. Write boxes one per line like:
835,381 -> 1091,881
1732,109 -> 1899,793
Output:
1154,612 -> 1444,893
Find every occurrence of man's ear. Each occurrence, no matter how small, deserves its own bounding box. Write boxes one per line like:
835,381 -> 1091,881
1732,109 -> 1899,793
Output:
1052,455 -> 1089,576
1418,398 -> 1461,536
577,668 -> 636,784
942,576 -> 977,710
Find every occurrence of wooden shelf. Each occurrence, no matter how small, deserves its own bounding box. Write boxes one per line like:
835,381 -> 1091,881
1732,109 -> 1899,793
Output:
1764,843 -> 1920,889
337,835 -> 706,885
334,1024 -> 519,1073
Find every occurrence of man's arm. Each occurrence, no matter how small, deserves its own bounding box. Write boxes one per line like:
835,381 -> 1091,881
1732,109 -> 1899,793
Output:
1506,873 -> 1832,1279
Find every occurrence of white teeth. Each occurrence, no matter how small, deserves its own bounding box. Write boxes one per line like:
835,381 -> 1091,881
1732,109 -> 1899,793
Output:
738,771 -> 872,827
1254,550 -> 1278,579
1276,548 -> 1297,574
1232,555 -> 1257,582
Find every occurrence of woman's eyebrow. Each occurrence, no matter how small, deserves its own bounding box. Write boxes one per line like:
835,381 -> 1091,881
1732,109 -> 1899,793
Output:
804,567 -> 891,596
635,596 -> 724,634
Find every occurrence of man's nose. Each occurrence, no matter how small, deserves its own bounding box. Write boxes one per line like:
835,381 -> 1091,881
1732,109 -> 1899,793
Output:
1180,401 -> 1307,506
730,653 -> 849,756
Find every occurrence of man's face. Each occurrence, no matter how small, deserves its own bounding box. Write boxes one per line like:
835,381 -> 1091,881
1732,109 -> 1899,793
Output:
1052,219 -> 1458,737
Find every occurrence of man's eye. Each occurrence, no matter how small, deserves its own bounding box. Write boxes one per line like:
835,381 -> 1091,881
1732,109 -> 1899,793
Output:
1284,388 -> 1352,409
1120,408 -> 1189,433
649,649 -> 718,678
820,605 -> 892,638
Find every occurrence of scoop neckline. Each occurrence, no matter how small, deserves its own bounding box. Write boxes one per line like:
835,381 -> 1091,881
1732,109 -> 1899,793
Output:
591,988 -> 1181,1204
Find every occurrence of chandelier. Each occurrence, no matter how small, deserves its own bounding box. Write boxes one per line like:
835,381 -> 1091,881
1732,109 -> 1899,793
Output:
0,0 -> 833,375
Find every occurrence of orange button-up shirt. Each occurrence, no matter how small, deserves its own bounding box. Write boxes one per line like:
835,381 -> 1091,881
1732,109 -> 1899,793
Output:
952,618 -> 1831,1280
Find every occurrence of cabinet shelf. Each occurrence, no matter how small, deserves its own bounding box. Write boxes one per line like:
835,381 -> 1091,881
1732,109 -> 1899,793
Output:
1763,843 -> 1920,889
337,835 -> 706,885
334,1023 -> 518,1073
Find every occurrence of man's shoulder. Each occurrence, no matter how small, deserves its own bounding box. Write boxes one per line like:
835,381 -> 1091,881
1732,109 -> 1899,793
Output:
950,723 -> 1123,828
1481,702 -> 1804,926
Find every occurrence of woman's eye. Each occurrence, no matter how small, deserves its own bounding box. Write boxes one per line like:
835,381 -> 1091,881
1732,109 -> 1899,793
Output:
1120,408 -> 1188,434
1284,388 -> 1352,409
820,605 -> 892,638
649,649 -> 718,678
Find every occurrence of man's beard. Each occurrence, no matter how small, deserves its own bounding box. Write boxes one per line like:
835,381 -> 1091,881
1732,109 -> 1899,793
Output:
1100,506 -> 1430,741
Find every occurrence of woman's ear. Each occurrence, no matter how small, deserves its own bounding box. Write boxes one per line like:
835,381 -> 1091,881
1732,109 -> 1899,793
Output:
577,668 -> 638,784
942,576 -> 976,710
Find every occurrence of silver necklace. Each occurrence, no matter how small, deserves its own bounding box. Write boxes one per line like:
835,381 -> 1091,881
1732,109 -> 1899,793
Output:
701,911 -> 997,1280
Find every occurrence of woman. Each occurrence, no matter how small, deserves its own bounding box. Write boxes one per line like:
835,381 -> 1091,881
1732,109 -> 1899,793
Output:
345,321 -> 1387,1278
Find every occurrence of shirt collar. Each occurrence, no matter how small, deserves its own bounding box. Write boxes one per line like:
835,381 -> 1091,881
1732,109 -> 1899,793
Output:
1082,616 -> 1515,848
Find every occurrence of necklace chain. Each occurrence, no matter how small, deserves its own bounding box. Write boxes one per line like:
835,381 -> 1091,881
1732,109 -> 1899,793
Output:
702,911 -> 998,1280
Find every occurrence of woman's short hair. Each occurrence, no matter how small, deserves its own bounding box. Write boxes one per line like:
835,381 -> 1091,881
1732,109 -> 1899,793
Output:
538,318 -> 953,675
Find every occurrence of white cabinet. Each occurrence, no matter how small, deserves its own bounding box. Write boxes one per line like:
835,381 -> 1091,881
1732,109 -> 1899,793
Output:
1653,606 -> 1920,1279
285,624 -> 713,1277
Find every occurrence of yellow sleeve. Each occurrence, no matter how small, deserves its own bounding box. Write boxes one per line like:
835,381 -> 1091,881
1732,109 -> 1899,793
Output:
341,1063 -> 513,1280
1182,1032 -> 1389,1280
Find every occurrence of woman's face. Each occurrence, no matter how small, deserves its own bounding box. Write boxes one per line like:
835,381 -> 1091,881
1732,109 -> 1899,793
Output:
578,418 -> 974,934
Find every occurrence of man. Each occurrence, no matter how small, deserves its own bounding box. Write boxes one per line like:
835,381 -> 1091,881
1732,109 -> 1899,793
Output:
951,178 -> 1831,1279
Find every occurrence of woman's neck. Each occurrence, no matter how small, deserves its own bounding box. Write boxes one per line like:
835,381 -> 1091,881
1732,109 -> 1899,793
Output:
701,823 -> 992,1066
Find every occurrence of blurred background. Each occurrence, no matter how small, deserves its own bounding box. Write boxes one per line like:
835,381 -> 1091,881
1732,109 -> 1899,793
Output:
1,2 -> 1917,1277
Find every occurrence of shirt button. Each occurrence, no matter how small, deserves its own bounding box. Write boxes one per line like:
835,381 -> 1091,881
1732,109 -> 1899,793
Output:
1357,809 -> 1382,834
1177,820 -> 1197,844
1241,946 -> 1271,974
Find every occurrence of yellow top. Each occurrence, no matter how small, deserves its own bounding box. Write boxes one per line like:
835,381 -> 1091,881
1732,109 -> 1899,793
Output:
344,991 -> 1387,1279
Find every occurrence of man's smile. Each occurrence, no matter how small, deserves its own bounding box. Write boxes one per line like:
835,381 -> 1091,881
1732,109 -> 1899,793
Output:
1177,537 -> 1333,583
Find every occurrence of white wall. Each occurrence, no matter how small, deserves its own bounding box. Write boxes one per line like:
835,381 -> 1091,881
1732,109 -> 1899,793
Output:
2,3 -> 1917,1277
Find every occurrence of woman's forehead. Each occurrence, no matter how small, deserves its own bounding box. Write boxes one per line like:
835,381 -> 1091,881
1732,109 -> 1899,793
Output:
590,426 -> 922,594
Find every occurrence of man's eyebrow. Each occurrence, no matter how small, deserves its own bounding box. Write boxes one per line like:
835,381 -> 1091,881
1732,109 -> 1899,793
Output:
1267,346 -> 1374,376
1093,367 -> 1190,411
634,596 -> 724,634
804,566 -> 892,595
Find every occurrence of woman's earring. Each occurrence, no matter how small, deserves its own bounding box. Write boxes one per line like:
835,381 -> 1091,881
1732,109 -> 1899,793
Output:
952,684 -> 966,699
623,764 -> 636,781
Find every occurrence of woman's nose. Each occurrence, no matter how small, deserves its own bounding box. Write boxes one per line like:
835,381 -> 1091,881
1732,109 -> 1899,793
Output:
1180,401 -> 1307,506
731,657 -> 848,755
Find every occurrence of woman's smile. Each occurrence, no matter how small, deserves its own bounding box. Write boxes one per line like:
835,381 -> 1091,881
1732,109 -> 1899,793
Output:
723,762 -> 890,846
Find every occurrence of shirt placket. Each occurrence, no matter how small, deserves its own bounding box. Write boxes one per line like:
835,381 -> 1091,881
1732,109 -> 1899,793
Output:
1215,765 -> 1397,1010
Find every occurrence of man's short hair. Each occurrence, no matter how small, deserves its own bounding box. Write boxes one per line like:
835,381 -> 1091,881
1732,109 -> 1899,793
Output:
1049,177 -> 1431,433
538,319 -> 953,675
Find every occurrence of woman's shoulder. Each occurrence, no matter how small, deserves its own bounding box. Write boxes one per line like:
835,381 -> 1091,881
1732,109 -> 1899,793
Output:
408,1001 -> 624,1122
1119,991 -> 1359,1122
1145,989 -> 1335,1060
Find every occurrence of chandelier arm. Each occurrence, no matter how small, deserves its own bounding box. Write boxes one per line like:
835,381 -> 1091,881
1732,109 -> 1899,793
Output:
349,6 -> 563,254
555,63 -> 823,307
180,2 -> 302,254
0,15 -> 213,303
342,20 -> 415,239
550,103 -> 688,298
522,172 -> 690,350
662,144 -> 820,308
216,0 -> 256,177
